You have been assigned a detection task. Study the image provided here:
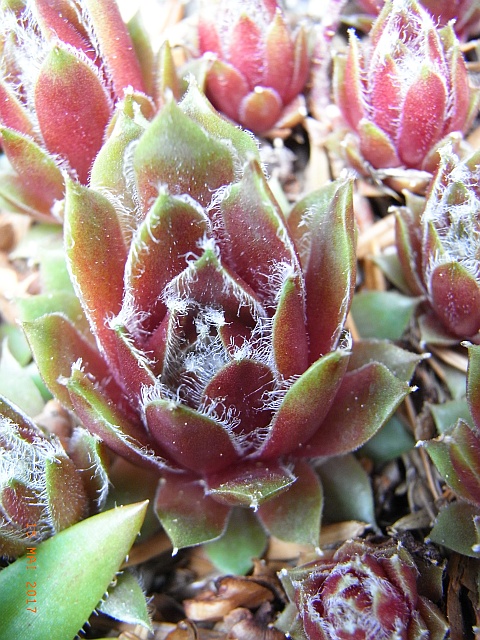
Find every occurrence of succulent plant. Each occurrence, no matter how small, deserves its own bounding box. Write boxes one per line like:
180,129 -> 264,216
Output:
21,84 -> 413,551
197,0 -> 310,134
334,0 -> 479,173
279,538 -> 449,640
395,143 -> 480,343
356,0 -> 480,41
0,0 -> 155,221
0,395 -> 108,558
420,344 -> 480,557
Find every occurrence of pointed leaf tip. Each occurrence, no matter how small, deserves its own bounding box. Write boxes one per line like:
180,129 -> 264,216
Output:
0,501 -> 148,640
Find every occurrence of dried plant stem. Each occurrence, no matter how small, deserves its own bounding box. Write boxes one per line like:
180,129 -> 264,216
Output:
357,213 -> 395,260
429,347 -> 468,373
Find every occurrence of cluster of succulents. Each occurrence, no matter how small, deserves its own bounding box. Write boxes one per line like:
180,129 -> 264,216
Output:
197,0 -> 310,133
0,0 -> 479,638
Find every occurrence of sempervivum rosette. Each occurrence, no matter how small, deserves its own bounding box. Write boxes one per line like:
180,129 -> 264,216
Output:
334,0 -> 479,174
0,0 -> 155,221
357,0 -> 480,41
197,0 -> 310,134
395,143 -> 480,344
279,538 -> 449,639
23,85 -> 413,550
0,396 -> 107,558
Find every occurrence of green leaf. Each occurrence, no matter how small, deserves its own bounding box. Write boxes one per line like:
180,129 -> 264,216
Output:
359,415 -> 415,463
90,104 -> 145,226
205,508 -> 267,575
37,250 -> 75,294
438,362 -> 468,400
372,251 -> 411,294
98,570 -> 152,631
180,82 -> 259,163
351,290 -> 421,340
10,223 -> 63,262
428,501 -> 480,558
467,344 -> 480,429
348,340 -> 424,383
257,461 -> 323,546
0,501 -> 148,640
431,399 -> 473,434
0,339 -> 44,417
317,454 -> 377,527
17,293 -> 87,333
206,462 -> 296,509
133,97 -> 237,211
0,323 -> 31,366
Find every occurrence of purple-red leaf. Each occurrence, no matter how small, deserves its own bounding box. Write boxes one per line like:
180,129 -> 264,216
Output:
217,159 -> 302,309
299,362 -> 411,458
428,261 -> 480,337
145,399 -> 240,475
272,275 -> 309,378
34,45 -> 112,183
238,87 -> 283,133
155,473 -> 230,549
397,69 -> 447,168
257,349 -> 350,460
288,176 -> 355,359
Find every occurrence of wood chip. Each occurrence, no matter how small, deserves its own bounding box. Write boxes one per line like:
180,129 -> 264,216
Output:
184,577 -> 274,622
429,347 -> 469,374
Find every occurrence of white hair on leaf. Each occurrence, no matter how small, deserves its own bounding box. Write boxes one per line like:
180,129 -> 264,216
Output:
423,144 -> 480,284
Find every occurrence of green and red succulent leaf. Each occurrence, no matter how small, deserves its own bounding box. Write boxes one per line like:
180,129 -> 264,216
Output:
155,474 -> 230,549
422,419 -> 480,507
299,362 -> 412,458
288,176 -> 356,360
